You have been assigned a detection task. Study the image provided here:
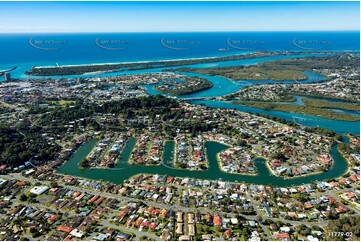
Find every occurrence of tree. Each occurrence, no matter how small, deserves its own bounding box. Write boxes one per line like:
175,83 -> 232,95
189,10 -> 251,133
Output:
19,193 -> 28,202
50,181 -> 58,188
28,193 -> 37,198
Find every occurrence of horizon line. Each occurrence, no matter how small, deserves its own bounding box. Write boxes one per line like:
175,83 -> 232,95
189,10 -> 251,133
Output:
0,30 -> 360,34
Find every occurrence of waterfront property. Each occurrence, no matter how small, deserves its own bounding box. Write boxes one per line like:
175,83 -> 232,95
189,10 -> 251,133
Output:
56,138 -> 349,187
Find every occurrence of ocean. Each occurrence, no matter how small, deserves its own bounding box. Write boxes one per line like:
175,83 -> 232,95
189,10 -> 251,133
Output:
0,31 -> 359,79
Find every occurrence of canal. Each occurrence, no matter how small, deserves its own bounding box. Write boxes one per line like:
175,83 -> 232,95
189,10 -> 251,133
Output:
57,138 -> 349,187
56,54 -> 358,187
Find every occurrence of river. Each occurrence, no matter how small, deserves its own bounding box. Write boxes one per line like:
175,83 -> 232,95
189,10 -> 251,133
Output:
56,54 -> 359,187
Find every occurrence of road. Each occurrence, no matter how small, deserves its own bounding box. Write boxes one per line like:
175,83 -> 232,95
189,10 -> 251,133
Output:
0,172 -> 332,238
311,189 -> 360,215
100,219 -> 162,241
250,193 -> 269,240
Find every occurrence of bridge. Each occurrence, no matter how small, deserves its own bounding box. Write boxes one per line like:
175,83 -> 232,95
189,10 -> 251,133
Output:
292,116 -> 324,125
178,97 -> 207,101
0,66 -> 17,76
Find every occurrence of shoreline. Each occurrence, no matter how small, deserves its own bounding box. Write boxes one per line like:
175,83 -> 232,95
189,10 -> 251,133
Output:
55,139 -> 352,188
171,139 -> 210,171
27,50 -> 353,70
232,101 -> 360,122
26,51 -> 336,77
31,53 -> 258,70
263,154 -> 336,180
216,149 -> 258,177
208,139 -> 258,177
337,145 -> 354,176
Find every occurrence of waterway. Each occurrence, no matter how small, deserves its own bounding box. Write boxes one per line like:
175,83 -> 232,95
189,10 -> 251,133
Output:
55,53 -> 359,186
57,139 -> 348,187
114,137 -> 137,168
191,100 -> 359,135
141,71 -> 327,99
3,53 -> 327,80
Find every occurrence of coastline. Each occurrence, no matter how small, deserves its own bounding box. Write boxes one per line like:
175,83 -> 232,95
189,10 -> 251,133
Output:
27,50 -> 350,70
26,51 -> 335,76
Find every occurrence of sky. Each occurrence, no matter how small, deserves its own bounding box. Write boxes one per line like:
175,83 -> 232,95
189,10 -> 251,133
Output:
0,1 -> 359,33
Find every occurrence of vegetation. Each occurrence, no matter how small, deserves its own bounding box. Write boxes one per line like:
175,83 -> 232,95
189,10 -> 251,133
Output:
36,95 -> 179,126
325,216 -> 360,241
0,96 -> 183,169
302,98 -> 360,111
154,76 -> 213,95
233,100 -> 359,121
174,66 -> 307,81
303,127 -> 340,139
25,51 -> 320,76
19,193 -> 28,202
338,136 -> 360,166
225,90 -> 295,102
243,112 -> 339,139
0,104 -> 12,114
170,54 -> 360,81
0,125 -> 60,168
79,158 -> 90,168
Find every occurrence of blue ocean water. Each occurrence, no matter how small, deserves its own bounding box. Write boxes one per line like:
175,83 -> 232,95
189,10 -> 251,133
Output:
0,32 -> 359,79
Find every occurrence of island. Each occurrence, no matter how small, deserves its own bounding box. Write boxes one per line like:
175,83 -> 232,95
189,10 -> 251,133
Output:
167,54 -> 360,81
234,98 -> 360,122
154,76 -> 213,96
25,51 -> 333,76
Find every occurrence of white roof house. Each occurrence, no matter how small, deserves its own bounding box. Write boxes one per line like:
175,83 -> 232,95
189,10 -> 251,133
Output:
30,186 -> 49,195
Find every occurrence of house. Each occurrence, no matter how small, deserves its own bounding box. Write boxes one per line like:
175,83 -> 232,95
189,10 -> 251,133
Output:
47,214 -> 58,223
280,227 -> 290,233
176,223 -> 183,235
188,224 -> 195,236
202,235 -> 212,241
30,186 -> 49,195
307,235 -> 319,241
213,216 -> 222,226
94,233 -> 108,241
149,222 -> 157,230
58,226 -> 73,233
69,229 -> 84,238
270,224 -> 278,230
224,230 -> 232,238
274,233 -> 290,240
248,221 -> 256,227
230,218 -> 238,225
103,229 -> 115,237
176,212 -> 183,223
179,235 -> 190,241
116,232 -> 131,240
287,212 -> 297,218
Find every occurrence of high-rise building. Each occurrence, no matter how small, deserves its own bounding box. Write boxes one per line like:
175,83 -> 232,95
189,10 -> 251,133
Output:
4,72 -> 11,81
